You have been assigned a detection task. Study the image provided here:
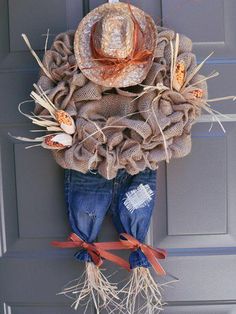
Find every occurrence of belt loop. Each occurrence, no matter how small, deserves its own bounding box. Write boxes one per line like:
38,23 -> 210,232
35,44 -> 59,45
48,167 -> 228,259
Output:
89,169 -> 98,175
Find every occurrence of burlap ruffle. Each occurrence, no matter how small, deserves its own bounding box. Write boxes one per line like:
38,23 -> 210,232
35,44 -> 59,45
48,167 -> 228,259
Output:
35,26 -> 207,179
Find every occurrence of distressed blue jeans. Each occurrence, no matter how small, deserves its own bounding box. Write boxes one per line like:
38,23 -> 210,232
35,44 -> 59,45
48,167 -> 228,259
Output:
64,168 -> 157,269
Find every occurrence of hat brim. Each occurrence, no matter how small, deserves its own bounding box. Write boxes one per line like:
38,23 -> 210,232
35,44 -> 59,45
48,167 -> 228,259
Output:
74,2 -> 158,88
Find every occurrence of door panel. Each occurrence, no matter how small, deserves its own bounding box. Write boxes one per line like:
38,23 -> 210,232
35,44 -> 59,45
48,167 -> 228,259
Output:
152,0 -> 236,309
162,0 -> 236,59
0,1 -> 90,313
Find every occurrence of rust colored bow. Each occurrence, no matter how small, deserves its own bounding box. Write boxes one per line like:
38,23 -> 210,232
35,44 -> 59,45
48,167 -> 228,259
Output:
51,233 -> 130,270
83,3 -> 153,80
119,233 -> 167,276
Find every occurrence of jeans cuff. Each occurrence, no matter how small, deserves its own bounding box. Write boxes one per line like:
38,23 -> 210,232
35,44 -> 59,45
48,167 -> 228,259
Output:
129,248 -> 151,269
74,249 -> 92,263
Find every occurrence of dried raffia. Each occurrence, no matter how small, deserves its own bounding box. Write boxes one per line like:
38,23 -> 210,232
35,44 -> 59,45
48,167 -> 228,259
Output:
44,28 -> 50,53
121,268 -> 164,314
21,34 -> 56,83
172,34 -> 182,91
180,51 -> 215,91
58,263 -> 125,313
119,267 -> 180,314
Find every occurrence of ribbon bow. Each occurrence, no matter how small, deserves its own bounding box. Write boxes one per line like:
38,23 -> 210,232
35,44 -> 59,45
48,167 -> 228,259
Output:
119,233 -> 167,276
52,233 -> 130,270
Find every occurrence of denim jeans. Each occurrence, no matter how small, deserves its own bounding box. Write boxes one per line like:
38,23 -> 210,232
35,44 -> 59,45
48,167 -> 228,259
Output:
64,168 -> 157,268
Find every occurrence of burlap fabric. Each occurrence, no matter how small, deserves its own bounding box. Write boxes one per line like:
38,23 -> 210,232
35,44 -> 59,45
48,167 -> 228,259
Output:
35,26 -> 207,179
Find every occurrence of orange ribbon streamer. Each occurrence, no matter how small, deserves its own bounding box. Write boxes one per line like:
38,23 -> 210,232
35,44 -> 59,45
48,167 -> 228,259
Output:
119,233 -> 167,276
52,233 -> 167,275
51,233 -> 130,271
96,233 -> 167,276
83,3 -> 153,80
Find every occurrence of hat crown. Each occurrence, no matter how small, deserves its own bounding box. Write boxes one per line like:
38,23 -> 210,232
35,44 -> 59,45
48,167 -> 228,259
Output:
75,2 -> 158,87
93,11 -> 134,59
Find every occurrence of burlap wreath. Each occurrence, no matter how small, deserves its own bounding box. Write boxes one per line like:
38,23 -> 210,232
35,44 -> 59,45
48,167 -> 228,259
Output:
35,26 -> 207,179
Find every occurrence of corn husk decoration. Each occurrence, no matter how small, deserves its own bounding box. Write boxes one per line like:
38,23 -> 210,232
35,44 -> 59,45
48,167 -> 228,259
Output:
173,61 -> 185,91
12,85 -> 75,149
138,33 -> 235,140
15,133 -> 73,150
171,36 -> 229,124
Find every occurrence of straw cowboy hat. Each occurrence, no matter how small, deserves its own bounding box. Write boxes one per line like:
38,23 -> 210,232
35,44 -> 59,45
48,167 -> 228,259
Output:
74,2 -> 158,88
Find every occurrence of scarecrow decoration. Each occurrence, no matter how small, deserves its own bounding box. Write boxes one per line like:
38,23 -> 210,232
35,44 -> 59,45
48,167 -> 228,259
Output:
13,1 -> 235,313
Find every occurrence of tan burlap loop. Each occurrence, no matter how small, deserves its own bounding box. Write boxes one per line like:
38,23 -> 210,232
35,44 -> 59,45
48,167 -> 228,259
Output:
35,27 -> 207,179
